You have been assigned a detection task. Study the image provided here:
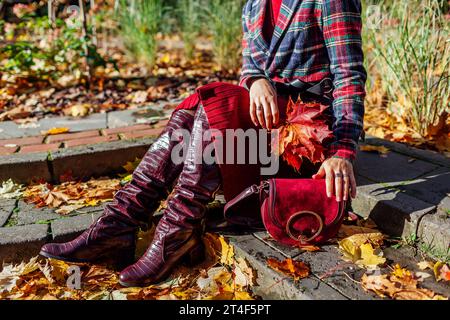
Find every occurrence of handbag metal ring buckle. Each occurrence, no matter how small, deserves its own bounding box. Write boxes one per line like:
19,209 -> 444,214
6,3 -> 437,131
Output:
286,211 -> 324,243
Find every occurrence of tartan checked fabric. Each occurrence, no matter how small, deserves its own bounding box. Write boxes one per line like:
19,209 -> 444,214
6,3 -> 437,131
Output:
240,0 -> 367,161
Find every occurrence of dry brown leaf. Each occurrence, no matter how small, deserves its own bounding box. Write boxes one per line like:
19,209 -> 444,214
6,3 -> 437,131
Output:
267,258 -> 310,281
361,270 -> 447,300
417,260 -> 434,270
338,224 -> 380,238
359,145 -> 390,154
297,244 -> 321,252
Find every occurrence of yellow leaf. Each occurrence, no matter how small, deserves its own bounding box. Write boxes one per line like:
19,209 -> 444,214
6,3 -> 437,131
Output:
122,158 -> 142,173
43,127 -> 70,136
233,291 -> 254,300
356,243 -> 386,268
161,53 -> 171,64
85,199 -> 99,206
338,232 -> 385,264
219,236 -> 234,266
392,264 -> 411,278
360,145 -> 390,154
433,261 -> 450,282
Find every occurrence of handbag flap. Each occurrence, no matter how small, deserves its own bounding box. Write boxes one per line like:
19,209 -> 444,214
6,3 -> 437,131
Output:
261,178 -> 342,246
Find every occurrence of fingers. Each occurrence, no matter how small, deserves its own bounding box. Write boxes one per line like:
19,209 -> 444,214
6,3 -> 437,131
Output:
325,167 -> 334,198
269,97 -> 279,127
343,173 -> 350,201
350,170 -> 357,199
312,164 -> 325,179
316,158 -> 356,202
255,98 -> 265,129
250,98 -> 258,127
334,172 -> 343,202
261,98 -> 272,129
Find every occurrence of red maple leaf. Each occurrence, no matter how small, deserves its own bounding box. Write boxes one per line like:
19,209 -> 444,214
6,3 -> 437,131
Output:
273,98 -> 334,172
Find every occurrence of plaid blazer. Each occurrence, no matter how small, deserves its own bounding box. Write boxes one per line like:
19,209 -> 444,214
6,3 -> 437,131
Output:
240,0 -> 367,161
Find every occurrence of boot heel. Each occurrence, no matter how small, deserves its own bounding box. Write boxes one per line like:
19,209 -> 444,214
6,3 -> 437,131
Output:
184,243 -> 205,266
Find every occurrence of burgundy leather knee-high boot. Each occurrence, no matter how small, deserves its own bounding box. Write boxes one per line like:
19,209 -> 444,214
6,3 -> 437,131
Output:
39,110 -> 195,268
119,105 -> 221,287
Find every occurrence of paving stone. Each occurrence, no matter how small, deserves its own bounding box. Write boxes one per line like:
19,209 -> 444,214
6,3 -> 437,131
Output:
254,231 -> 303,258
19,142 -> 61,154
364,135 -> 450,169
383,246 -> 450,297
405,211 -> 450,254
121,128 -> 162,140
355,175 -> 450,253
0,152 -> 51,184
38,113 -> 107,132
0,224 -> 49,266
46,129 -> 101,143
51,211 -> 102,242
228,234 -> 347,300
355,150 -> 439,184
0,199 -> 16,227
0,114 -> 106,139
63,134 -> 119,148
395,167 -> 450,208
107,106 -> 165,128
0,135 -> 45,147
0,120 -> 42,139
50,138 -> 155,182
0,145 -> 18,155
294,245 -> 378,300
103,124 -> 152,135
16,201 -> 62,225
353,175 -> 436,237
438,196 -> 450,215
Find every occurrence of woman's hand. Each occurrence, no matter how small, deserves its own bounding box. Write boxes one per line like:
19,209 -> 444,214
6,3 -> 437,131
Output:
249,78 -> 279,130
312,157 -> 357,202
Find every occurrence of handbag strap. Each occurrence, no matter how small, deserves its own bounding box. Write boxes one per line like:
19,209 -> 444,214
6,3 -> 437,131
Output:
223,181 -> 266,217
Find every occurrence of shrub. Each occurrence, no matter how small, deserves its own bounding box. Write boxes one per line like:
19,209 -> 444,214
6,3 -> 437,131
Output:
205,0 -> 245,72
365,0 -> 450,137
115,0 -> 164,71
177,0 -> 203,59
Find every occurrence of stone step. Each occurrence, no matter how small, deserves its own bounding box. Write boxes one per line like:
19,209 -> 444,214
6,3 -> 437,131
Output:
228,232 -> 450,300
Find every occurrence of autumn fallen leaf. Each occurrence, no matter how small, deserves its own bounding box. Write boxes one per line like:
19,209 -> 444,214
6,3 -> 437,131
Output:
42,127 -> 70,136
359,145 -> 390,154
338,232 -> 386,268
361,264 -> 448,300
267,258 -> 310,281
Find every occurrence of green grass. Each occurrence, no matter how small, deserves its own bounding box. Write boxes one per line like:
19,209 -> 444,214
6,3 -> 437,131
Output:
364,0 -> 450,137
204,0 -> 245,72
177,0 -> 203,59
115,0 -> 164,71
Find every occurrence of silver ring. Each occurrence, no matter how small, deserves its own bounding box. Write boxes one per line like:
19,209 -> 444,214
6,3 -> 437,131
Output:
256,105 -> 263,111
335,172 -> 343,178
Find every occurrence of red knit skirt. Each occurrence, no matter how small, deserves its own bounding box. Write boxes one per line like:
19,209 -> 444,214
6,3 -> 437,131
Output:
175,82 -> 320,203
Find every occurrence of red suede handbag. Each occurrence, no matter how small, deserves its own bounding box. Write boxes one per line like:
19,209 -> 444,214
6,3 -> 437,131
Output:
224,178 -> 347,246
